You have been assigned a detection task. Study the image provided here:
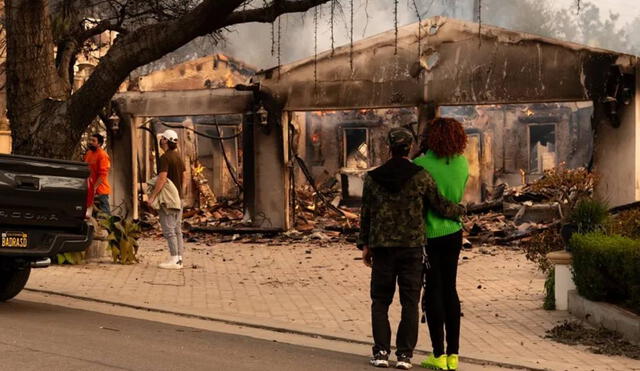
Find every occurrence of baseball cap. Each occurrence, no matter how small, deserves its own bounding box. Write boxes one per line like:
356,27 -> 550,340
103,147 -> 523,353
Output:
160,129 -> 179,143
387,128 -> 413,148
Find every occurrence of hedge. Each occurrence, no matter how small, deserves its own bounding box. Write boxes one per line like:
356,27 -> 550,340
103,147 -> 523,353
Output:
570,232 -> 640,314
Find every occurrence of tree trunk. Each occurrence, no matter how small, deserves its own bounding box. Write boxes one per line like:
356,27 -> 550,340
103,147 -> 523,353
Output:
5,0 -> 74,158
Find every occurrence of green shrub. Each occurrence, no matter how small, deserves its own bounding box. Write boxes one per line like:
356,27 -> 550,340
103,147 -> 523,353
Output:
543,268 -> 555,310
568,198 -> 609,234
570,232 -> 640,313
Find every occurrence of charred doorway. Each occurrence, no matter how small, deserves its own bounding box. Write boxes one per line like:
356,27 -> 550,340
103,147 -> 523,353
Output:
528,124 -> 557,173
301,108 -> 418,206
139,115 -> 243,209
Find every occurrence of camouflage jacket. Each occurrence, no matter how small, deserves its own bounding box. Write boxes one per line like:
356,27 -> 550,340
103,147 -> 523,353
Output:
357,158 -> 464,249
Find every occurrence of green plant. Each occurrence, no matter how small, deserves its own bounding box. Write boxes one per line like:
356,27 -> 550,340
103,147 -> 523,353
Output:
568,198 -> 609,234
98,215 -> 142,264
543,267 -> 556,310
55,252 -> 84,265
570,232 -> 640,314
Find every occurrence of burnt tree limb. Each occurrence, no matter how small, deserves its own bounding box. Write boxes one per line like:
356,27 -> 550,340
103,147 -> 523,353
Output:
6,0 -> 331,158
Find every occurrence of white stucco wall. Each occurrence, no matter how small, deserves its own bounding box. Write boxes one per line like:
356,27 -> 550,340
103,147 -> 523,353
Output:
594,62 -> 640,207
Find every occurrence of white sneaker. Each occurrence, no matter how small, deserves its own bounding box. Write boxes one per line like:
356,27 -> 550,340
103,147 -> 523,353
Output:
395,354 -> 412,369
159,256 -> 183,270
370,351 -> 390,368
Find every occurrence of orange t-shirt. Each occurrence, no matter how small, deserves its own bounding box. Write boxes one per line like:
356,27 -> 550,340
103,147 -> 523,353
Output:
84,148 -> 111,197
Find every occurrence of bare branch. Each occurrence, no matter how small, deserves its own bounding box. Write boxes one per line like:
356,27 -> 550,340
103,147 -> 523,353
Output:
76,19 -> 129,43
224,0 -> 330,26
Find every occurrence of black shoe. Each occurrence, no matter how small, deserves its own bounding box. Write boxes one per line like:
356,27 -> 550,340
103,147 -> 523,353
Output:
369,350 -> 390,368
395,354 -> 412,369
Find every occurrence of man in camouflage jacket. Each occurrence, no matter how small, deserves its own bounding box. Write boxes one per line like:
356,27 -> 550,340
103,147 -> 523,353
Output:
357,127 -> 464,369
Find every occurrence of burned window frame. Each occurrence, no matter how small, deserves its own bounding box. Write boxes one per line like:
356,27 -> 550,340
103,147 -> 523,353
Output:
341,126 -> 371,169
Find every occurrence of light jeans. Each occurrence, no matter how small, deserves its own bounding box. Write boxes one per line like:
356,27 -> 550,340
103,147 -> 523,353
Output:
158,205 -> 184,257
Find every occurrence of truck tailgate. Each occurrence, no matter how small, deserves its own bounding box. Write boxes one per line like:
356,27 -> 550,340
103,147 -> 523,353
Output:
0,154 -> 89,231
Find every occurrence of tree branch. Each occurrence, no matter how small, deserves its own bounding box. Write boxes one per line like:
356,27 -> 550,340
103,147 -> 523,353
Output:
223,0 -> 329,26
75,19 -> 129,43
57,39 -> 78,83
56,19 -> 127,84
68,0 -> 330,133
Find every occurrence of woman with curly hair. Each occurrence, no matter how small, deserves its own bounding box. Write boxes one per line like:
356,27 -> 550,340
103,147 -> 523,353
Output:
413,117 -> 468,371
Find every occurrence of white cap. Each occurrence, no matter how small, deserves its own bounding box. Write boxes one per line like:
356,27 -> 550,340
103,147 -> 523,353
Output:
160,129 -> 179,143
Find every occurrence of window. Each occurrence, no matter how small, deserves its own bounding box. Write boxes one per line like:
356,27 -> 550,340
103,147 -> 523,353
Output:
343,128 -> 370,169
529,124 -> 556,173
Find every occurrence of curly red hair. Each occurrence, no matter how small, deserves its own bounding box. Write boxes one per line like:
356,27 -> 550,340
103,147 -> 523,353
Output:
424,117 -> 467,158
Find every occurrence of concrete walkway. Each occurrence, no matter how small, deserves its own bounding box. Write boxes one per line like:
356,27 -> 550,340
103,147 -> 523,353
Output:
26,238 -> 640,371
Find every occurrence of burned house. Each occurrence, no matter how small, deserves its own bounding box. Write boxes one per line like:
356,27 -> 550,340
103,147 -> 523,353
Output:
110,17 -> 639,231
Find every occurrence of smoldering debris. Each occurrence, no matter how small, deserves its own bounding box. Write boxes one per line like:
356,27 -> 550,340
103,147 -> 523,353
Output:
464,167 -> 597,247
143,163 -> 596,249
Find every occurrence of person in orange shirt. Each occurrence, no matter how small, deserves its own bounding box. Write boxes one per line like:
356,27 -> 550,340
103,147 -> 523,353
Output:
84,133 -> 112,215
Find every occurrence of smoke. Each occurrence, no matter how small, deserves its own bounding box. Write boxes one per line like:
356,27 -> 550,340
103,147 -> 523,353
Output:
137,0 -> 639,75
217,0 -> 639,69
217,0 -> 430,69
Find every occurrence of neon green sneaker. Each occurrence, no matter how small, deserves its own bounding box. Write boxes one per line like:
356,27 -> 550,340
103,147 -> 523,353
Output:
447,354 -> 459,371
420,354 -> 448,370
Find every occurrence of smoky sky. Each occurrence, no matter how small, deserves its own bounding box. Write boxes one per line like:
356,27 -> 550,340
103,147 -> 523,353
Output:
218,0 -> 458,69
136,0 -> 639,75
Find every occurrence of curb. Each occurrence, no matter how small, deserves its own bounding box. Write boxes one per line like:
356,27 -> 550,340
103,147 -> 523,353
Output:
25,288 -> 547,371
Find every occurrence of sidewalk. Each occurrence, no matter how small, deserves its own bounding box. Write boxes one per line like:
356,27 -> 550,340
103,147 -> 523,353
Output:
26,238 -> 640,371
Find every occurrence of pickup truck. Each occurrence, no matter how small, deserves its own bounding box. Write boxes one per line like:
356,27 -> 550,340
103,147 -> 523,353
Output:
0,154 -> 93,301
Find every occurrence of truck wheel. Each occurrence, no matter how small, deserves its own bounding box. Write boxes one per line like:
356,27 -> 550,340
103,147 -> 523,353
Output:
0,266 -> 31,302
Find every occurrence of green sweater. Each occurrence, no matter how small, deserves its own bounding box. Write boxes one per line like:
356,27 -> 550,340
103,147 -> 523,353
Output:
414,151 -> 469,238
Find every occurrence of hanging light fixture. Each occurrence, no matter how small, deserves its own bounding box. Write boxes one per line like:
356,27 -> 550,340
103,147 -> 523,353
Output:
108,113 -> 121,134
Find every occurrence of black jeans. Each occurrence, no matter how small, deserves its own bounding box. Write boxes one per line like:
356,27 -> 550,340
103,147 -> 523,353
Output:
370,247 -> 423,357
423,230 -> 462,357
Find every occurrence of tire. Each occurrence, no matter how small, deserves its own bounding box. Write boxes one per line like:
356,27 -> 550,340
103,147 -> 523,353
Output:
0,265 -> 31,302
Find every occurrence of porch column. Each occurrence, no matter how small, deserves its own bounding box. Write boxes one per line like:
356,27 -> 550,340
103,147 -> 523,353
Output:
107,114 -> 135,217
249,110 -> 291,230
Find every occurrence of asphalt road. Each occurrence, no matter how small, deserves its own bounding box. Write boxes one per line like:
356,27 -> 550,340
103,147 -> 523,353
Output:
0,299 -> 376,371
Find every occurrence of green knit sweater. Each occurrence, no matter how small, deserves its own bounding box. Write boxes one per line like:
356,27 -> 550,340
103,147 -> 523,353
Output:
414,151 -> 469,238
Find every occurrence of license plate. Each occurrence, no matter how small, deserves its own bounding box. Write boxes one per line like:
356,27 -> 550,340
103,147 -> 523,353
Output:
1,231 -> 28,248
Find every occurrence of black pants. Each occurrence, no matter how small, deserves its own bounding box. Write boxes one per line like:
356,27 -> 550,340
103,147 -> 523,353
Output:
371,247 -> 423,357
423,230 -> 462,357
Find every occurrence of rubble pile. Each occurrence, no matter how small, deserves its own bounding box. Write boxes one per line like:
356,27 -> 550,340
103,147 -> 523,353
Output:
141,181 -> 361,245
464,167 -> 596,246
292,184 -> 360,243
181,200 -> 244,229
142,165 -> 596,249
